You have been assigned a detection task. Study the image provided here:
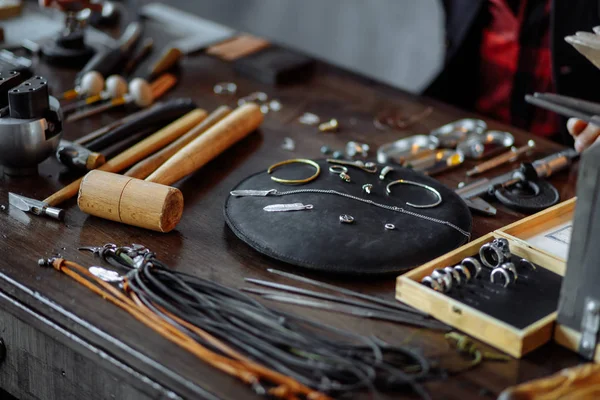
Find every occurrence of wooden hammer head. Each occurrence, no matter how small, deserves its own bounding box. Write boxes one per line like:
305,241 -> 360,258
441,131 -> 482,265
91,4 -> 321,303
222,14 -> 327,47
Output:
78,170 -> 184,233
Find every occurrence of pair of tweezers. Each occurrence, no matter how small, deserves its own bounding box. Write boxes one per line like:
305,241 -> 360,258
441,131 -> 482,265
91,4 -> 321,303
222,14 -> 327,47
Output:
525,92 -> 600,125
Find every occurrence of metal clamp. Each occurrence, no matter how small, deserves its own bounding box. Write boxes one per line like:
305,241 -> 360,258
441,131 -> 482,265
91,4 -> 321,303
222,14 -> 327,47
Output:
579,297 -> 600,360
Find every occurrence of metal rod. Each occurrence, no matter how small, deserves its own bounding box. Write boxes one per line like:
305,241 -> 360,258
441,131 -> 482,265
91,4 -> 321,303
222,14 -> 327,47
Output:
466,140 -> 536,177
249,291 -> 450,331
266,268 -> 425,315
245,278 -> 429,317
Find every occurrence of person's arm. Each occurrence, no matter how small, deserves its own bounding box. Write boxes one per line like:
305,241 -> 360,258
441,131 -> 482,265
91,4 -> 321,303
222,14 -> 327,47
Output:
567,118 -> 600,152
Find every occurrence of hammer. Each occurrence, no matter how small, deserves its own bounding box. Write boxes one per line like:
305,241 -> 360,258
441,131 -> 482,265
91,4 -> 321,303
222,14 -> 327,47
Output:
77,103 -> 263,232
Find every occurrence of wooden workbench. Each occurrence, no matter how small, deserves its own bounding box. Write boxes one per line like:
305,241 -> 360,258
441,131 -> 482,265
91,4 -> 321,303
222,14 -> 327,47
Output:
0,30 -> 583,400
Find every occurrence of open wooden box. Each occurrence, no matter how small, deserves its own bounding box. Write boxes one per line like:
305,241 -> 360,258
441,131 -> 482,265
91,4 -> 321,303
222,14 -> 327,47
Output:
396,198 -> 576,358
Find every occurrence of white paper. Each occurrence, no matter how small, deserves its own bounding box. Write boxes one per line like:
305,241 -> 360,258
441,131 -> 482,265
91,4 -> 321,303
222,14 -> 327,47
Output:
525,221 -> 573,260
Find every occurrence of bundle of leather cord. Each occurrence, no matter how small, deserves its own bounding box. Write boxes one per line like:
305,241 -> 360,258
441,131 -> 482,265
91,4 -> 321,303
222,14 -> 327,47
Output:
40,244 -> 438,399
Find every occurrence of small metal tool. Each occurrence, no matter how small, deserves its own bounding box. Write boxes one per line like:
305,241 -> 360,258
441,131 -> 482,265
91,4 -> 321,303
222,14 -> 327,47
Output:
8,193 -> 64,220
267,268 -> 424,315
251,292 -> 450,330
56,140 -> 105,171
244,278 -> 426,316
466,140 -> 536,176
525,92 -> 600,125
456,149 -> 579,215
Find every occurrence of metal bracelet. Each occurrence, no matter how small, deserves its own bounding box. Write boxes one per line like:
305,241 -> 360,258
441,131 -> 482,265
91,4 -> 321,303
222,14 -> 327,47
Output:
386,179 -> 443,209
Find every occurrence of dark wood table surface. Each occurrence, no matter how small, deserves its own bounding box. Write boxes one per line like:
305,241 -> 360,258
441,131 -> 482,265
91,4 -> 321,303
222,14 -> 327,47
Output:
0,25 -> 585,400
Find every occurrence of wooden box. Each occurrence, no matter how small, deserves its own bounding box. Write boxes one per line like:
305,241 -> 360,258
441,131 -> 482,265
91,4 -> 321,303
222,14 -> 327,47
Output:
396,198 -> 575,358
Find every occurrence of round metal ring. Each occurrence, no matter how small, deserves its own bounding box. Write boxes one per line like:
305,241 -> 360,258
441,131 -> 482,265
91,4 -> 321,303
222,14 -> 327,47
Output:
479,243 -> 504,269
444,266 -> 461,286
490,267 -> 513,288
454,265 -> 472,282
329,165 -> 348,174
492,238 -> 512,261
379,166 -> 395,181
386,179 -> 443,209
519,258 -> 537,271
421,276 -> 442,292
339,214 -> 354,224
501,262 -> 518,281
461,257 -> 482,279
268,159 -> 321,185
431,269 -> 452,292
384,223 -> 395,230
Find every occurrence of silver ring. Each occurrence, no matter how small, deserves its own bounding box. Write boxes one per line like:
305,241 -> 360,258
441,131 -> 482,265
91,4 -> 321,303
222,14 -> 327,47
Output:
461,257 -> 482,279
479,243 -> 504,269
431,268 -> 452,292
492,238 -> 511,261
444,266 -> 461,286
384,223 -> 395,230
329,165 -> 348,174
362,184 -> 373,194
519,258 -> 536,271
379,165 -> 394,181
386,179 -> 443,208
490,267 -> 512,287
421,276 -> 442,292
454,264 -> 471,282
339,214 -> 354,224
501,262 -> 518,281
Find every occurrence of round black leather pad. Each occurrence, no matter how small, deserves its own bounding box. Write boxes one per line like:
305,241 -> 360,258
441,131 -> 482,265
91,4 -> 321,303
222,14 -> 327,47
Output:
224,160 -> 472,275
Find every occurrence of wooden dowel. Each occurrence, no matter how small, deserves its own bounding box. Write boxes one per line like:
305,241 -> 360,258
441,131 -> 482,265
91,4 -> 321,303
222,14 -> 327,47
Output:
44,108 -> 207,206
125,105 -> 231,179
146,103 -> 263,186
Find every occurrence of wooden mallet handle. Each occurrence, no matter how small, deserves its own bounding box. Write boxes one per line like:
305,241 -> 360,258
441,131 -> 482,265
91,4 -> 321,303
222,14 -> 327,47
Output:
146,103 -> 263,185
44,108 -> 207,206
124,105 -> 232,179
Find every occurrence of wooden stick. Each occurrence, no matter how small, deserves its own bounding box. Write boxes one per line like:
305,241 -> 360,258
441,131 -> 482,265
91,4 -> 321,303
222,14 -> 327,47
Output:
150,73 -> 177,101
124,105 -> 231,179
146,103 -> 263,186
44,109 -> 207,206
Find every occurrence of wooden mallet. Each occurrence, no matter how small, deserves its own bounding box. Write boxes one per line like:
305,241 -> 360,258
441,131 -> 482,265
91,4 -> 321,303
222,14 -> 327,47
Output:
77,103 -> 263,232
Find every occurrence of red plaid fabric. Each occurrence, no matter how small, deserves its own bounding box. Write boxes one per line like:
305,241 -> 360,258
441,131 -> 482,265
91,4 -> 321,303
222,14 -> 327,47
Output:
476,0 -> 559,137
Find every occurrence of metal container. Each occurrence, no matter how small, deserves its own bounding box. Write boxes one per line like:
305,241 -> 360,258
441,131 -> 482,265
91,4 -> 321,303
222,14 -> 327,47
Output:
377,135 -> 439,164
430,118 -> 487,148
0,96 -> 62,175
457,130 -> 515,160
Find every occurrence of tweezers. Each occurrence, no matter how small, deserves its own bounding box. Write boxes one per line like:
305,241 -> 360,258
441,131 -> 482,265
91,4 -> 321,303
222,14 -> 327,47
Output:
524,92 -> 600,125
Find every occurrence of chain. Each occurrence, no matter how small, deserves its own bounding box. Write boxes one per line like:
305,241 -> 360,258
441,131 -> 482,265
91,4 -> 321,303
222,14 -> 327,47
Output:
268,189 -> 471,239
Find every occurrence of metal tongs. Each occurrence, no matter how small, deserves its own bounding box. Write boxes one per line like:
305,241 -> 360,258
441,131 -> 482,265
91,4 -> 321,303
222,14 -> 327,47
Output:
525,92 -> 600,125
524,27 -> 600,121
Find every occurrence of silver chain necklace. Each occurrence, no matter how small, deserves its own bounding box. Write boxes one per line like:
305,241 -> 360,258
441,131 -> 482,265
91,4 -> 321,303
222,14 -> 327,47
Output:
230,189 -> 471,240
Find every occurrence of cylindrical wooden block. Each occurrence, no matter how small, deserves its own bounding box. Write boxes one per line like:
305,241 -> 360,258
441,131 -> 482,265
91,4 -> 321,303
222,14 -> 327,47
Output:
78,170 -> 183,232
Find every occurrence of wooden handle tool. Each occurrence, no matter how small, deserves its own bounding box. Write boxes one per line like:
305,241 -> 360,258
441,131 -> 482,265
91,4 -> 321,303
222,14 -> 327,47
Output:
44,109 -> 207,207
125,105 -> 232,179
77,103 -> 263,232
147,103 -> 262,185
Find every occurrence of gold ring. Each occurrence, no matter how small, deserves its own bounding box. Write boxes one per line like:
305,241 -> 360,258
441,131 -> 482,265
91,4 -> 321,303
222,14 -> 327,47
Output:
267,159 -> 321,185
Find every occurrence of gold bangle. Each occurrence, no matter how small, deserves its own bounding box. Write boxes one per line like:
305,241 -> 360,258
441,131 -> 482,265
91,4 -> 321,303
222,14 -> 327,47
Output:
267,159 -> 321,185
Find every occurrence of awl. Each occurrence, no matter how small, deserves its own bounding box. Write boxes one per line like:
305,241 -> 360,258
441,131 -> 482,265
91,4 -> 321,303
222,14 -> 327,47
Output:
8,193 -> 64,220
